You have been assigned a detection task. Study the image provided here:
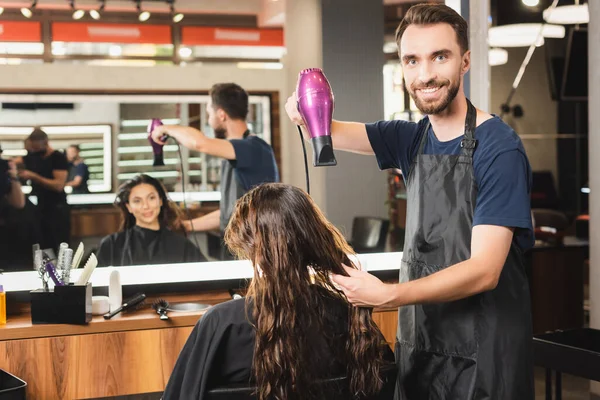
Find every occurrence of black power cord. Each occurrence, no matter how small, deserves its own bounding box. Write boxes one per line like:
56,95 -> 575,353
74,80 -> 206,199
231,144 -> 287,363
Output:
175,142 -> 201,251
296,125 -> 310,195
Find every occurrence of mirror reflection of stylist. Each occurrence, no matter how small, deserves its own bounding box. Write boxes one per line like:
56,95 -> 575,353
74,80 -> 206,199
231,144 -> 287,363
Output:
19,128 -> 70,253
65,145 -> 89,194
151,83 -> 279,259
96,174 -> 206,267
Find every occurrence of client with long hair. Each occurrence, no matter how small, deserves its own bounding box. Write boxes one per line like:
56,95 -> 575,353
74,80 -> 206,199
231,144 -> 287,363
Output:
163,183 -> 393,400
96,174 -> 206,267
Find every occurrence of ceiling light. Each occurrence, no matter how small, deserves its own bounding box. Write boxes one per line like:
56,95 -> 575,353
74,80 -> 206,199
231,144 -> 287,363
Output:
51,44 -> 66,56
109,45 -> 122,57
173,13 -> 184,23
168,2 -> 184,23
137,1 -> 150,22
543,4 -> 589,25
178,47 -> 192,58
21,0 -> 36,18
72,9 -> 85,19
488,23 -> 564,47
489,48 -> 508,66
90,1 -> 105,20
69,0 -> 85,20
522,0 -> 539,7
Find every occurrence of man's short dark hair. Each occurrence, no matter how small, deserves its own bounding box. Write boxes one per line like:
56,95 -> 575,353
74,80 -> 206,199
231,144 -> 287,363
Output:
29,127 -> 48,142
210,83 -> 249,120
395,3 -> 469,54
69,144 -> 81,152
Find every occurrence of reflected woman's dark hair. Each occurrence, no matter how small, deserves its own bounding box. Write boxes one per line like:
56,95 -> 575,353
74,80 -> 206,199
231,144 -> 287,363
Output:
224,183 -> 386,400
114,174 -> 183,232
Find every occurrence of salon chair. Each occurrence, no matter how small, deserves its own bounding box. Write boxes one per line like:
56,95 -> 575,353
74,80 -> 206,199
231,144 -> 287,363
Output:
349,217 -> 390,253
205,364 -> 397,400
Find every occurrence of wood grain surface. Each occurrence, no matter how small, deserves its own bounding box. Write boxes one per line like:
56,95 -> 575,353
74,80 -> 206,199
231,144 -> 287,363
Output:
0,290 -> 398,399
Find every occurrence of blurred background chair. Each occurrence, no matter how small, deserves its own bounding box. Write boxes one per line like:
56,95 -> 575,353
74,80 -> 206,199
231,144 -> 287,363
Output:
349,217 -> 390,253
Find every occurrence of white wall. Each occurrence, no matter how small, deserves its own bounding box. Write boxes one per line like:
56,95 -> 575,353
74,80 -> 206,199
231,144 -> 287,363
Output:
0,102 -> 119,127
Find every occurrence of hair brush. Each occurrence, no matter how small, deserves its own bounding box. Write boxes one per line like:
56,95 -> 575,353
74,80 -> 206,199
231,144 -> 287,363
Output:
103,293 -> 146,320
152,298 -> 170,320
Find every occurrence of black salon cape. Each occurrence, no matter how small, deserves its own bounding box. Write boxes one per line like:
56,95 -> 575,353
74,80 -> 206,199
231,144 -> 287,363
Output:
96,225 -> 206,267
162,288 -> 394,400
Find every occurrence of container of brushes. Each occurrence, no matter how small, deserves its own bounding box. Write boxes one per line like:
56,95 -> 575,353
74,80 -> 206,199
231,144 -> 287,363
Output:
30,282 -> 92,325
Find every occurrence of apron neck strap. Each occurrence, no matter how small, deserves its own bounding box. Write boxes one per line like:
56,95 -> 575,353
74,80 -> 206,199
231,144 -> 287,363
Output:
460,99 -> 477,157
416,98 -> 478,157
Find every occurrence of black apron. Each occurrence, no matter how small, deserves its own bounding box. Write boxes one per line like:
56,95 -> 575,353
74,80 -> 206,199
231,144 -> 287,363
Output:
395,100 -> 534,399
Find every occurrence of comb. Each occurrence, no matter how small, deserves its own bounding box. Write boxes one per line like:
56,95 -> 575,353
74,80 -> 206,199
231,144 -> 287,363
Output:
71,243 -> 84,269
76,253 -> 98,285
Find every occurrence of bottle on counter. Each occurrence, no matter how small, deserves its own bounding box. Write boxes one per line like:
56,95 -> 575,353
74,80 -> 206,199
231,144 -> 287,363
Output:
0,270 -> 6,324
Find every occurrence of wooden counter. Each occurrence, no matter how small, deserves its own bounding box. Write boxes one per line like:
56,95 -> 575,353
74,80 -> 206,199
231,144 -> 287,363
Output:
0,291 -> 398,399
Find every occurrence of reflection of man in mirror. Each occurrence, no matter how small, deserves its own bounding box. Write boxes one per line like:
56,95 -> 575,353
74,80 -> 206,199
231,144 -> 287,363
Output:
151,83 -> 279,259
19,128 -> 70,252
65,145 -> 90,194
0,146 -> 40,270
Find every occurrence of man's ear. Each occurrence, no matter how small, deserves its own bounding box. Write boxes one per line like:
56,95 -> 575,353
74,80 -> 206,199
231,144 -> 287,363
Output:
217,108 -> 227,122
461,50 -> 471,76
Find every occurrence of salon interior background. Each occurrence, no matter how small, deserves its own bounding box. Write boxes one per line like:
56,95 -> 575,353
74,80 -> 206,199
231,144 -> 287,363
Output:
0,0 -> 589,231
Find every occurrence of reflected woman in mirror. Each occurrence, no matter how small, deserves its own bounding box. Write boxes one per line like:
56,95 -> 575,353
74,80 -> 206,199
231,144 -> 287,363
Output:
163,183 -> 394,400
96,174 -> 206,267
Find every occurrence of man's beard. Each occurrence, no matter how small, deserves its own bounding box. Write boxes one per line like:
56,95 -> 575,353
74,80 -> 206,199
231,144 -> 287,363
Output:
409,76 -> 460,115
214,127 -> 226,139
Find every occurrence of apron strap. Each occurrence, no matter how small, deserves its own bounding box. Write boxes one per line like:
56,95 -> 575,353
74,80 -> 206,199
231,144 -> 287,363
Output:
460,99 -> 478,157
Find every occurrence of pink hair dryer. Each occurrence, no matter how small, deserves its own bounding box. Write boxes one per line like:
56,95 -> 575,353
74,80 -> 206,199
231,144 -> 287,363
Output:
296,68 -> 337,167
147,118 -> 168,167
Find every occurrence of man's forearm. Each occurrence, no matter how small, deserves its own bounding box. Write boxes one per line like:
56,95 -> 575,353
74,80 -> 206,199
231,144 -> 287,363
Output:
7,180 -> 25,209
163,126 -> 203,151
328,120 -> 374,155
190,210 -> 221,232
388,257 -> 500,307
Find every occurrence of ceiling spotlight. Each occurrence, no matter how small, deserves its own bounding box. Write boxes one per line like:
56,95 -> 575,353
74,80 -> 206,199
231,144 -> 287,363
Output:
169,2 -> 184,23
21,0 -> 37,18
173,12 -> 184,23
90,0 -> 106,20
70,0 -> 85,20
522,0 -> 539,7
137,1 -> 150,22
178,47 -> 192,58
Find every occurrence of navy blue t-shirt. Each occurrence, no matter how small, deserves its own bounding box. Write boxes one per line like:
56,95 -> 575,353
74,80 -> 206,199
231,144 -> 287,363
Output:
229,135 -> 279,191
219,135 -> 279,231
366,116 -> 534,251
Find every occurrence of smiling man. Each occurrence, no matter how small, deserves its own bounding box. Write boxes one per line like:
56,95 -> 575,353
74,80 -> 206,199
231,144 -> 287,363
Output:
285,4 -> 534,400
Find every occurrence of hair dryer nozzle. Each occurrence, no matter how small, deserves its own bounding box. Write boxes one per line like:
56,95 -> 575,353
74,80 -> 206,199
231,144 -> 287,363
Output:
311,136 -> 337,167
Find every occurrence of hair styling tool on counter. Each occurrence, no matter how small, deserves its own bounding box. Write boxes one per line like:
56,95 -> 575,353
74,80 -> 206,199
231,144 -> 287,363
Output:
76,254 -> 98,285
57,244 -> 73,284
44,261 -> 64,287
152,298 -> 170,320
34,249 -> 48,291
71,242 -> 84,269
147,118 -> 169,167
103,293 -> 146,320
108,270 -> 122,312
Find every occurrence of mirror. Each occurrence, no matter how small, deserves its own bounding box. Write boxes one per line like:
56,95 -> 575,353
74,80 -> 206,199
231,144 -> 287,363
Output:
0,93 -> 275,272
